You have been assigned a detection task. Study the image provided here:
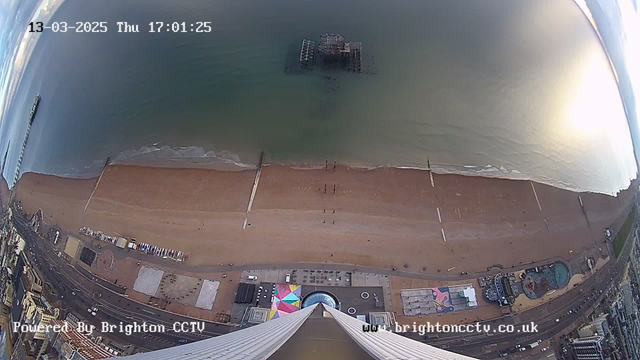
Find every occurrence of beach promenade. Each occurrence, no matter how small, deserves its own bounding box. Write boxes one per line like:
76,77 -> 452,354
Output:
11,164 -> 637,275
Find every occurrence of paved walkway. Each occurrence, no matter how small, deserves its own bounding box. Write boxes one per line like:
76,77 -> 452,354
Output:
78,231 -> 571,281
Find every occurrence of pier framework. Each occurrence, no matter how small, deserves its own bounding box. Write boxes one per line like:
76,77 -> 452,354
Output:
299,34 -> 362,73
12,96 -> 40,188
299,39 -> 315,69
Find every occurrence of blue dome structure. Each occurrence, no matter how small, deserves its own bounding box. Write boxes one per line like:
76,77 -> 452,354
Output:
302,291 -> 339,309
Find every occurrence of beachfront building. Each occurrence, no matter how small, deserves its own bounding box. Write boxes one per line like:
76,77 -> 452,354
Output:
16,290 -> 59,358
47,320 -> 113,360
122,303 -> 474,359
571,335 -> 606,360
401,284 -> 478,316
578,314 -> 610,338
480,272 -> 521,307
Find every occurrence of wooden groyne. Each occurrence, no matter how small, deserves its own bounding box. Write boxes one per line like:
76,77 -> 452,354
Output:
244,151 -> 264,229
84,157 -> 110,212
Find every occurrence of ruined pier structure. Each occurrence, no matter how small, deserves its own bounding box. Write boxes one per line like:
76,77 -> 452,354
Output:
300,34 -> 362,73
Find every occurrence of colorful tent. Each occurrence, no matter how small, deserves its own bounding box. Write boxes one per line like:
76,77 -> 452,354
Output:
269,284 -> 302,320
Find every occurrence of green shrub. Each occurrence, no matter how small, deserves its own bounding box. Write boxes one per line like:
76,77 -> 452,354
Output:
614,204 -> 636,258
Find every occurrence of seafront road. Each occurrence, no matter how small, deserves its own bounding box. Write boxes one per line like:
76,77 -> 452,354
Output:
12,214 -> 234,353
81,235 -> 569,282
13,203 -> 635,358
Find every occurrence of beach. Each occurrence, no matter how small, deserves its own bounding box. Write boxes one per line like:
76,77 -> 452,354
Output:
11,164 -> 637,274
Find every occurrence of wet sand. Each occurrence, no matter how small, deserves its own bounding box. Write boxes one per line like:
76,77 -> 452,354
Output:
13,164 -> 638,274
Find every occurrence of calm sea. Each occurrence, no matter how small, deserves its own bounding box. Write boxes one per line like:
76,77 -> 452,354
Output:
0,0 -> 637,194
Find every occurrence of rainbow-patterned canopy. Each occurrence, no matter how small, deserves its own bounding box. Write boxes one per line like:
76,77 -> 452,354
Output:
269,284 -> 302,320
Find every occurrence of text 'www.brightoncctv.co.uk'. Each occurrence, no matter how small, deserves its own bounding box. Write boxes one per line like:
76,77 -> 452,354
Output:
362,322 -> 539,336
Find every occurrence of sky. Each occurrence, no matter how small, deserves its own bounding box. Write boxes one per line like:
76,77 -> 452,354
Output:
611,0 -> 640,125
0,0 -> 60,134
586,0 -> 640,167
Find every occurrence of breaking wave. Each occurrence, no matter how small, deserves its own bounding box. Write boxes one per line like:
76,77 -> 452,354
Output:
61,146 -> 608,195
110,145 -> 255,170
429,163 -> 585,193
350,162 -> 590,194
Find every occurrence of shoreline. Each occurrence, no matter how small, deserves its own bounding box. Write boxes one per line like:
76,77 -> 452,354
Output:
11,163 -> 638,274
14,158 -> 634,196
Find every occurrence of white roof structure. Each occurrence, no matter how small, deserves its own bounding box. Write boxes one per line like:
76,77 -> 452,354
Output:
195,279 -> 220,310
463,288 -> 478,307
401,285 -> 479,315
132,266 -> 164,296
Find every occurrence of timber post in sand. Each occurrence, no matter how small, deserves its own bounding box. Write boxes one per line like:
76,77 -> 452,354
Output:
244,151 -> 264,229
427,157 -> 435,188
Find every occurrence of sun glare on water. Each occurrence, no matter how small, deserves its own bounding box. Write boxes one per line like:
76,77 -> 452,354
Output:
564,55 -> 625,139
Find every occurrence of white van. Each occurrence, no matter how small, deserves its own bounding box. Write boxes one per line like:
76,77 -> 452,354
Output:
285,273 -> 291,283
